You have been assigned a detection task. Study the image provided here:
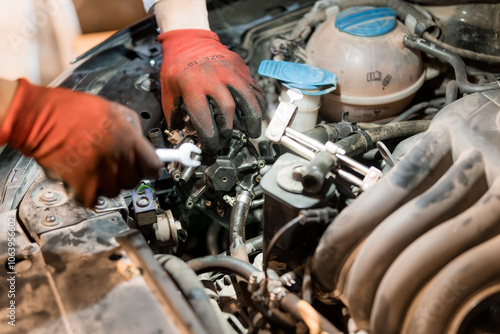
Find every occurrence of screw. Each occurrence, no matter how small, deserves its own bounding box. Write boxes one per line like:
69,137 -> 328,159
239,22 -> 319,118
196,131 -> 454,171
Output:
137,196 -> 150,208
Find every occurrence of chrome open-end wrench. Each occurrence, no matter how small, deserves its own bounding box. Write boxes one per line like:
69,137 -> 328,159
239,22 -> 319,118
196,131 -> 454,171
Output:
155,143 -> 202,168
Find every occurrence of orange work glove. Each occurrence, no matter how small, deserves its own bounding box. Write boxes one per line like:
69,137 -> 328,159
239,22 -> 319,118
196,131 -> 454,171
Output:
159,29 -> 265,155
0,79 -> 162,207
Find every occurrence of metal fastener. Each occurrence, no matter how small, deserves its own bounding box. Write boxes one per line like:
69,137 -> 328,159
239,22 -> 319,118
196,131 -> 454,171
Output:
40,191 -> 59,205
42,215 -> 59,227
137,196 -> 151,208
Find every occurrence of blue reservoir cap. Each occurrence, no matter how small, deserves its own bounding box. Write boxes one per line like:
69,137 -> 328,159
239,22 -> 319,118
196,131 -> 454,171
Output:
258,60 -> 337,95
335,6 -> 397,37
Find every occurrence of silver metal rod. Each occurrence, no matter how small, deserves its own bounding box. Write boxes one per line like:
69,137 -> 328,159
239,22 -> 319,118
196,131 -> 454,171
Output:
336,154 -> 371,175
281,136 -> 316,160
285,128 -> 325,151
337,169 -> 363,187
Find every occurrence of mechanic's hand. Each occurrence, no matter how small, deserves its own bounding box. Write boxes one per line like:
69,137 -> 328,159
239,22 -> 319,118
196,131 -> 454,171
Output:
0,79 -> 162,207
158,29 -> 265,155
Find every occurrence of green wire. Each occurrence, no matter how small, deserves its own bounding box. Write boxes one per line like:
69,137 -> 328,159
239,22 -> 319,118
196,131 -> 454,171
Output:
137,184 -> 154,194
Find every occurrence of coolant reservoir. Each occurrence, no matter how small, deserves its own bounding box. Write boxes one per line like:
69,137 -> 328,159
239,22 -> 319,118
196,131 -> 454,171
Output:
306,7 -> 425,122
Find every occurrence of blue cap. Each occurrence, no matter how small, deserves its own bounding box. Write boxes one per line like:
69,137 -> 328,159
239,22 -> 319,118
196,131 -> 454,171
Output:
335,6 -> 397,37
258,60 -> 337,96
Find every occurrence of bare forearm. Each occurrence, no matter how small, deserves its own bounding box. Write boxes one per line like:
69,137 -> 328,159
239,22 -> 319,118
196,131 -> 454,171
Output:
153,0 -> 210,33
0,78 -> 19,126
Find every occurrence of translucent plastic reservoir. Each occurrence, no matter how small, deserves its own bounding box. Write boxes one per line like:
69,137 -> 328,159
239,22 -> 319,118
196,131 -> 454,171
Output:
306,6 -> 424,122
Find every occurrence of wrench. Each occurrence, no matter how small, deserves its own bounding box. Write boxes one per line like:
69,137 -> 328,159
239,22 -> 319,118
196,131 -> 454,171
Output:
156,143 -> 202,168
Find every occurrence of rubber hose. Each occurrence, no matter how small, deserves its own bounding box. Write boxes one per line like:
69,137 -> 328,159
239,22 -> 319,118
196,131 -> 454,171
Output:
155,255 -> 229,334
187,255 -> 298,329
281,293 -> 343,334
423,31 -> 500,65
404,234 -> 500,334
390,103 -> 441,123
346,149 -> 486,330
335,120 -> 431,157
311,129 -> 452,292
187,255 -> 259,280
403,35 -> 500,93
372,177 -> 500,334
229,190 -> 252,262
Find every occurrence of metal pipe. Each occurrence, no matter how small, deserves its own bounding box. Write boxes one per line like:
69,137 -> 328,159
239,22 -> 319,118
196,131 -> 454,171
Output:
312,129 -> 452,293
404,233 -> 500,334
372,177 -> 500,334
148,128 -> 166,149
281,293 -> 342,334
346,149 -> 486,330
229,190 -> 253,262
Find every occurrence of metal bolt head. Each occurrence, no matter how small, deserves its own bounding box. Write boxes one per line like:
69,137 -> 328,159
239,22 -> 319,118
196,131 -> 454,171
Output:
96,197 -> 105,206
40,191 -> 59,205
42,215 -> 59,227
136,196 -> 150,208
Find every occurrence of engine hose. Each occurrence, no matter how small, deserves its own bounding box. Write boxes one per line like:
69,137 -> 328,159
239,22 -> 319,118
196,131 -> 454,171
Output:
334,120 -> 431,157
229,190 -> 253,262
281,293 -> 343,334
404,234 -> 500,334
390,102 -> 442,123
290,0 -> 436,40
187,255 -> 299,329
312,128 -> 452,293
423,31 -> 500,65
346,149 -> 487,330
403,35 -> 500,94
155,255 -> 229,334
371,177 -> 500,334
188,255 -> 259,280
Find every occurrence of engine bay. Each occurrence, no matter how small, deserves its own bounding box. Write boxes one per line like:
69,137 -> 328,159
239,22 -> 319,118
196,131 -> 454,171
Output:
2,1 -> 500,333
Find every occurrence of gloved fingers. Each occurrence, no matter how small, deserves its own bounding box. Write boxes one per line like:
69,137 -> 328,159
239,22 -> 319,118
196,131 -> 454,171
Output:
131,131 -> 163,180
183,94 -> 219,154
227,84 -> 263,138
206,94 -> 234,152
167,97 -> 188,131
109,102 -> 143,132
97,157 -> 122,200
116,150 -> 143,191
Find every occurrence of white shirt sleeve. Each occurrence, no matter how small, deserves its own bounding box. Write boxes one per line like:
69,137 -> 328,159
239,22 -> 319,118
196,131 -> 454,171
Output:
142,0 -> 161,14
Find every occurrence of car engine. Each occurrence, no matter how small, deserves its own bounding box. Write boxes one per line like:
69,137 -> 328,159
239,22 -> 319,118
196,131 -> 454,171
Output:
1,0 -> 500,333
